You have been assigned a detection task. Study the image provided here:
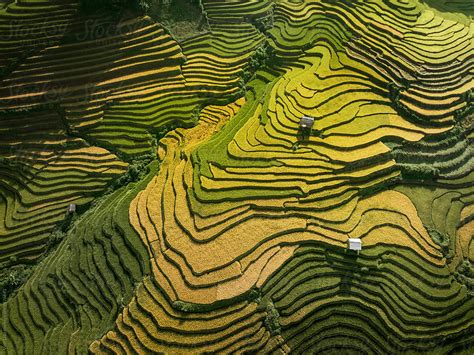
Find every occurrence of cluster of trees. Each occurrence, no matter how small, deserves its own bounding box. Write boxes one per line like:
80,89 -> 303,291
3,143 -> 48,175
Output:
264,302 -> 281,335
0,264 -> 33,302
425,226 -> 450,258
108,156 -> 152,191
239,43 -> 275,90
398,163 -> 440,181
455,260 -> 474,295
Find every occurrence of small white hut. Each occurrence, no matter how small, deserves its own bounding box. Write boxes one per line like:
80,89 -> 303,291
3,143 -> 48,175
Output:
299,116 -> 315,131
67,204 -> 76,214
347,238 -> 362,253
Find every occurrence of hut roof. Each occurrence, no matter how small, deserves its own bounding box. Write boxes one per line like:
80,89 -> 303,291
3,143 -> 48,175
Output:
299,116 -> 315,128
347,238 -> 362,251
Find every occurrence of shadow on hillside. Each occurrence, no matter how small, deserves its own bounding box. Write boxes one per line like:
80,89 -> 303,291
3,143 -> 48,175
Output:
420,0 -> 473,16
148,0 -> 208,42
339,252 -> 360,294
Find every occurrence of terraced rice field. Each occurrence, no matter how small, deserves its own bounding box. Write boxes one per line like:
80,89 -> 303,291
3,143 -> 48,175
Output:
0,0 -> 473,353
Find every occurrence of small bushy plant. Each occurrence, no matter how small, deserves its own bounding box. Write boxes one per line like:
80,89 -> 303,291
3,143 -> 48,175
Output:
47,229 -> 66,250
264,302 -> 281,335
